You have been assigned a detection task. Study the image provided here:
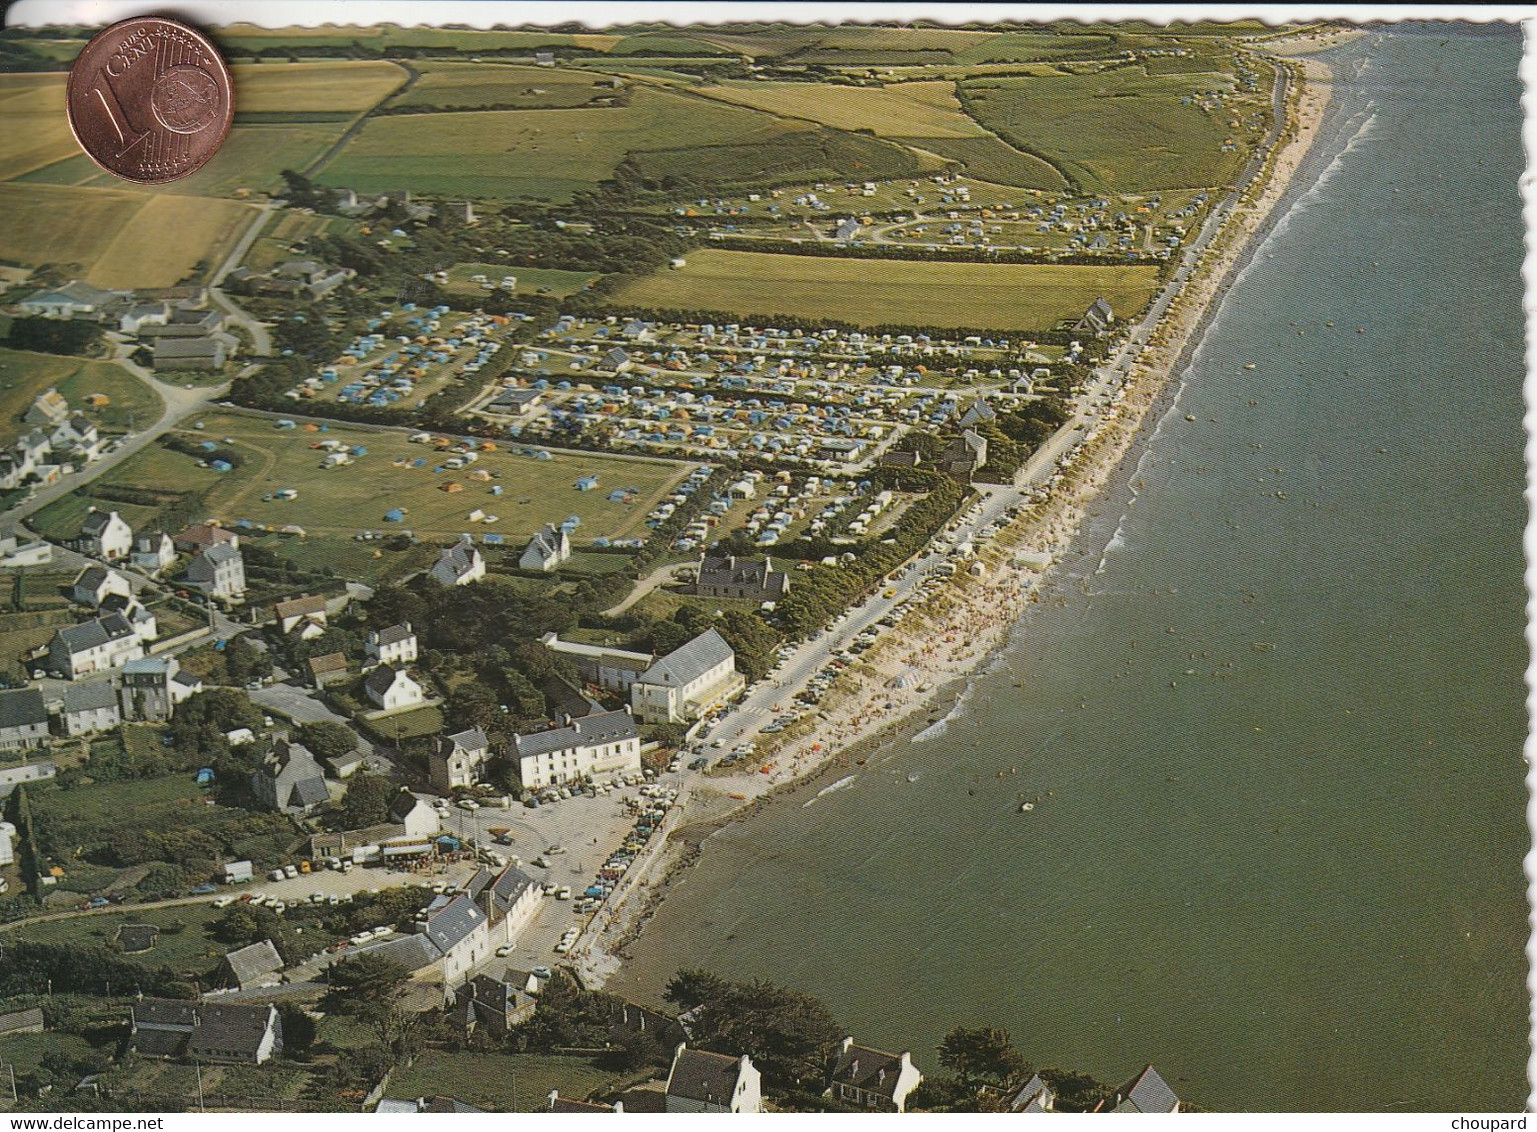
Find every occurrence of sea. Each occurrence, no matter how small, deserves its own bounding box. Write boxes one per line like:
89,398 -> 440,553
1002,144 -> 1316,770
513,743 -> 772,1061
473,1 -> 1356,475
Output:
606,25 -> 1530,1112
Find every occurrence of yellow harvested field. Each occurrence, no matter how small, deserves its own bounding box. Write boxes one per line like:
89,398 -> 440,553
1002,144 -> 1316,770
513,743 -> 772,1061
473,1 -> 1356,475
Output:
697,79 -> 987,138
615,248 -> 1162,332
0,184 -> 136,273
85,195 -> 255,288
0,183 -> 253,288
231,60 -> 408,112
0,73 -> 80,181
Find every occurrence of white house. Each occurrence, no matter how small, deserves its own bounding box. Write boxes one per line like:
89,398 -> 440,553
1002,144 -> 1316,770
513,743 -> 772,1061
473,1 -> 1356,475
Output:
386,791 -> 441,838
519,524 -> 570,572
274,594 -> 327,635
365,622 -> 417,669
829,1039 -> 923,1112
78,510 -> 133,561
479,862 -> 543,946
364,664 -> 425,713
419,893 -> 491,992
184,545 -> 246,601
69,564 -> 132,609
429,727 -> 489,792
131,531 -> 176,575
48,613 -> 144,678
60,680 -> 122,737
430,537 -> 485,586
513,707 -> 641,789
630,628 -> 742,725
0,689 -> 49,750
665,1044 -> 763,1114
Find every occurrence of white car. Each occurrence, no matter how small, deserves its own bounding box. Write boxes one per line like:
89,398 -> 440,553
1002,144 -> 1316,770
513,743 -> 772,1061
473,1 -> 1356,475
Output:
457,798 -> 480,811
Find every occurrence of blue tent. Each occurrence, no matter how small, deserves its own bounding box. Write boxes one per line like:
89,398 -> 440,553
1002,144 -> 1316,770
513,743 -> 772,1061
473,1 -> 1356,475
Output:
195,767 -> 215,786
384,509 -> 405,522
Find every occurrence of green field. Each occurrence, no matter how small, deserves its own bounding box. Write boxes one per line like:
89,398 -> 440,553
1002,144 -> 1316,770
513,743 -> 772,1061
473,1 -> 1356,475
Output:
9,904 -> 232,979
387,1051 -> 624,1112
614,248 -> 1161,331
696,79 -> 987,138
316,87 -> 818,201
0,73 -> 77,182
905,135 -> 1068,190
213,24 -> 622,54
39,411 -> 689,545
232,60 -> 408,113
960,63 -> 1266,192
0,348 -> 164,432
390,62 -> 618,111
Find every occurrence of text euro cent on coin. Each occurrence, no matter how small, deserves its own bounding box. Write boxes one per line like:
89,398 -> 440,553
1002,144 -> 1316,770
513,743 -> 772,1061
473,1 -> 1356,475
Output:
65,16 -> 234,185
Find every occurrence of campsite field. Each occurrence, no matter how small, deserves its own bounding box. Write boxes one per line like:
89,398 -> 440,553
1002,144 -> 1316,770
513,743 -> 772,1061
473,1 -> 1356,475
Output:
45,411 -> 692,545
613,248 -> 1161,331
0,348 -> 164,434
442,263 -> 599,300
960,62 -> 1268,192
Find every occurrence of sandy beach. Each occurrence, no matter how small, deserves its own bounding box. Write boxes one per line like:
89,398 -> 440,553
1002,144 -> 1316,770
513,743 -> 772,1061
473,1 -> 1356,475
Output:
576,49 -> 1339,991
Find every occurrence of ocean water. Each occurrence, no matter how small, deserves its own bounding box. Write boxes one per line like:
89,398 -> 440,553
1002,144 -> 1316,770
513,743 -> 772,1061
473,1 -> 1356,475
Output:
608,27 -> 1529,1111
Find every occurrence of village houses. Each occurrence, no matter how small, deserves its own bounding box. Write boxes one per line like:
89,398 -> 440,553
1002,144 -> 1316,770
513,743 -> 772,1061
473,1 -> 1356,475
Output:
364,664 -> 426,712
77,509 -> 133,561
129,1000 -> 282,1066
184,543 -> 246,601
519,523 -> 571,572
429,726 -> 490,792
513,707 -> 641,789
430,536 -> 486,586
0,688 -> 49,750
47,613 -> 144,679
251,737 -> 331,815
828,1038 -> 924,1112
365,622 -> 418,669
665,1044 -> 763,1114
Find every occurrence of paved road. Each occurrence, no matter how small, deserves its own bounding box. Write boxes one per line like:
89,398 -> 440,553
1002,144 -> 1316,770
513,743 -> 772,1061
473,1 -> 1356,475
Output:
601,560 -> 690,617
208,203 -> 276,356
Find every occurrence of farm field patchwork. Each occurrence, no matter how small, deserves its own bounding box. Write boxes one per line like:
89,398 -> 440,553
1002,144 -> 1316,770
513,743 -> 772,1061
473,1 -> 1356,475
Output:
45,411 -> 692,545
314,88 -> 816,201
613,247 -> 1162,331
214,24 -> 622,54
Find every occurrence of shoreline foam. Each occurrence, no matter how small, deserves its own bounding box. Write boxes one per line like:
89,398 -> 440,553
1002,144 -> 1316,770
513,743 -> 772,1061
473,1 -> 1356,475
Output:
577,50 -> 1343,992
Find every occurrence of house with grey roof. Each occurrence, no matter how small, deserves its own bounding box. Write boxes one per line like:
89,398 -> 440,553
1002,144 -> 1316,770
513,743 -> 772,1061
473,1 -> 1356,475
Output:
130,999 -> 282,1065
1073,295 -> 1115,335
829,1037 -> 923,1112
513,707 -> 641,789
1095,1063 -> 1180,1113
450,972 -> 538,1038
151,333 -> 233,372
17,281 -> 125,320
480,861 -> 543,944
364,664 -> 425,713
184,543 -> 245,601
251,738 -> 330,815
430,536 -> 485,586
417,893 -> 491,991
60,680 -> 121,737
629,628 -> 741,725
540,632 -> 653,693
665,1043 -> 762,1113
47,613 -> 143,678
131,530 -> 176,575
941,428 -> 989,481
118,655 -> 198,722
219,939 -> 284,989
0,688 -> 49,750
1008,1073 -> 1055,1113
696,554 -> 790,602
77,509 -> 133,561
518,523 -> 570,572
24,388 -> 70,427
429,726 -> 490,792
958,400 -> 998,430
365,622 -> 417,670
69,565 -> 131,609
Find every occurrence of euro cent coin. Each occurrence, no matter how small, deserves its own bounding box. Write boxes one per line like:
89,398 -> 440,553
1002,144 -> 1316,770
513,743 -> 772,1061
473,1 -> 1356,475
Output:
65,16 -> 234,184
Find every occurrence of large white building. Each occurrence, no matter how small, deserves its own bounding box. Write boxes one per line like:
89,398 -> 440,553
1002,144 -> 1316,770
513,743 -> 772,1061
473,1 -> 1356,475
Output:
630,628 -> 743,724
47,613 -> 144,678
513,707 -> 641,789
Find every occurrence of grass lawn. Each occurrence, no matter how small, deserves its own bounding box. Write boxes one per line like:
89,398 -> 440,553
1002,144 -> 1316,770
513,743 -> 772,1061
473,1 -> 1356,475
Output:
215,25 -> 621,54
442,264 -> 599,301
0,1030 -> 98,1075
61,411 -> 690,544
960,63 -> 1267,192
356,704 -> 443,745
901,135 -> 1068,190
315,88 -> 812,201
386,1050 -> 623,1112
614,248 -> 1162,332
0,348 -> 163,433
10,904 -> 231,979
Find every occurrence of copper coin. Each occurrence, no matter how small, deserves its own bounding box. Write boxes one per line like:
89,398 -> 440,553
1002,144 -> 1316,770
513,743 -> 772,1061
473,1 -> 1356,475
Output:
65,16 -> 233,185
